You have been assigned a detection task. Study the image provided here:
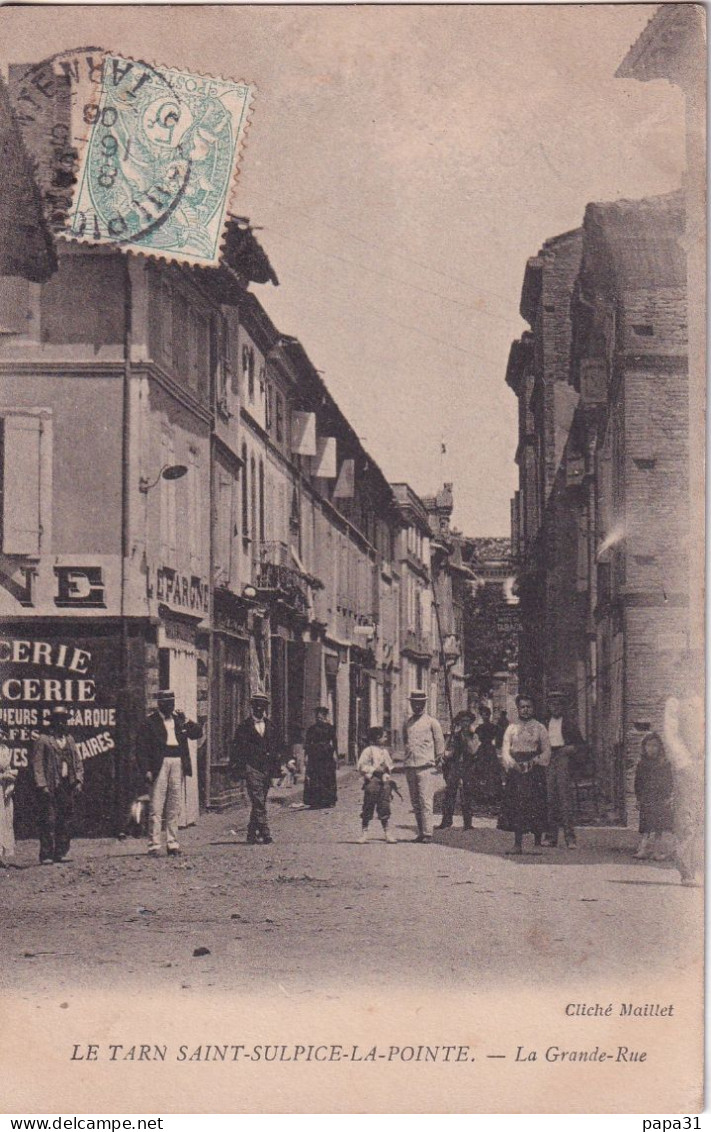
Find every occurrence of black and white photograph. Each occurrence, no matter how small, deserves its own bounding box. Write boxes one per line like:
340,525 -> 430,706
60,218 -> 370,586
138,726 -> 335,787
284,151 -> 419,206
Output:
0,2 -> 705,1116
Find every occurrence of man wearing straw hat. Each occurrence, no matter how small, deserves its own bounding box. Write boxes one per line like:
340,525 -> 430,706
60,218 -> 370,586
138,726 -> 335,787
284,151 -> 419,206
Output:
231,692 -> 284,844
32,705 -> 84,865
402,689 -> 446,843
137,689 -> 202,858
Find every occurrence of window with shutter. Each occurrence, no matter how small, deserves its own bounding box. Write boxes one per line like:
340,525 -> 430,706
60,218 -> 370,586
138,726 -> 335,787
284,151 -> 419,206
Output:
241,444 -> 249,544
215,471 -> 235,586
161,283 -> 173,368
1,412 -> 48,556
188,447 -> 202,570
259,460 -> 265,544
250,456 -> 257,561
212,315 -> 229,413
243,346 -> 255,401
160,429 -> 177,559
172,292 -> 189,379
194,312 -> 209,397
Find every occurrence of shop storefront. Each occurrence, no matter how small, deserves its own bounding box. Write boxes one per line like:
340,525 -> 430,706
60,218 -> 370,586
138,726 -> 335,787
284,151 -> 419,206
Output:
270,627 -> 306,755
157,608 -> 201,827
1,622 -> 121,838
348,645 -> 376,763
209,589 -> 252,809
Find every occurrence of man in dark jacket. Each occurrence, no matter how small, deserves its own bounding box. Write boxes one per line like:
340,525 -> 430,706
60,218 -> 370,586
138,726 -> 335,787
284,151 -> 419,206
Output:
542,690 -> 585,849
136,689 -> 203,857
437,709 -> 479,831
231,692 -> 283,844
32,705 -> 84,864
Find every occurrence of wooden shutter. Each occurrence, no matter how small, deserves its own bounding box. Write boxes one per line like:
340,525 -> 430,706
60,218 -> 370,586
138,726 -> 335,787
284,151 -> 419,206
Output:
160,429 -> 177,558
188,448 -> 202,569
2,413 -> 42,555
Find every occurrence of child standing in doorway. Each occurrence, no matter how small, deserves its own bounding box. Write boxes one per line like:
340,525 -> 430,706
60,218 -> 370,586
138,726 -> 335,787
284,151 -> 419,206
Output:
357,727 -> 397,844
634,731 -> 674,860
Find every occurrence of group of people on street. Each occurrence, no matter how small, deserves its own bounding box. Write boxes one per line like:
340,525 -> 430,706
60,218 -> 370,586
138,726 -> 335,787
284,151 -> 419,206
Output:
217,683 -> 701,891
0,677 -> 701,888
438,704 -> 503,832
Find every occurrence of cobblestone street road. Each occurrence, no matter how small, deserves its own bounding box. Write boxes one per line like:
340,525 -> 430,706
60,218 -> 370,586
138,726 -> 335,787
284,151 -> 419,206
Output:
1,771 -> 701,998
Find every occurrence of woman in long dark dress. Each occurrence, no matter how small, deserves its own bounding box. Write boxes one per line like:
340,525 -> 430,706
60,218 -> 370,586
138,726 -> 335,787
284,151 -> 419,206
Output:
497,694 -> 551,854
303,707 -> 338,808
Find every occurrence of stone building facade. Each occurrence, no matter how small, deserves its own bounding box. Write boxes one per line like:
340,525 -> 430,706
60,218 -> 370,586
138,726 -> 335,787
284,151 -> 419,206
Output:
0,184 -> 409,829
391,483 -> 433,735
421,485 -> 471,731
507,229 -> 583,708
509,191 -> 691,823
574,191 -> 690,821
460,537 -> 519,716
508,5 -> 703,824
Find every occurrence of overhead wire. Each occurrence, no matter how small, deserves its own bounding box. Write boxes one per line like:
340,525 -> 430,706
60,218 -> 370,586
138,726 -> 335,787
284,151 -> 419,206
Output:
266,261 -> 508,367
262,224 -> 523,326
257,191 -> 518,304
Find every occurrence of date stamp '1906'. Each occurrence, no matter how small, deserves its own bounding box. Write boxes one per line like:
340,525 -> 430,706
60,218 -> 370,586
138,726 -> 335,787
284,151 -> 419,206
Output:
65,54 -> 254,266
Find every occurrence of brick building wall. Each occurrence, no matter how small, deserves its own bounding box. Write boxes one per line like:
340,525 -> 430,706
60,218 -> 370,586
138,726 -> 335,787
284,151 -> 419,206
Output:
616,290 -> 689,810
511,230 -> 583,713
508,190 -> 690,824
587,197 -> 689,821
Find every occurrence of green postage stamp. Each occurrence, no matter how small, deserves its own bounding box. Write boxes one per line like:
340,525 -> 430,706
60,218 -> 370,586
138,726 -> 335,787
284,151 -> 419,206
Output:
65,54 -> 254,266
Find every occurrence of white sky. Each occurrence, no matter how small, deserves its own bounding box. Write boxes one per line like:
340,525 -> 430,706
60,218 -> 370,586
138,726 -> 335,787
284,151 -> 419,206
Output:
0,4 -> 685,534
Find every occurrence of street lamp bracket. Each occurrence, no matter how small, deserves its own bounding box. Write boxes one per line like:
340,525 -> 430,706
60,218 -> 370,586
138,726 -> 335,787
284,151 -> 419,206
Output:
139,464 -> 188,494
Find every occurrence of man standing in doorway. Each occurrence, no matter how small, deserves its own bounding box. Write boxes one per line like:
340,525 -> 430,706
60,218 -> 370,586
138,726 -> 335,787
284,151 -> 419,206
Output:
32,706 -> 84,865
402,690 -> 446,843
231,693 -> 283,844
542,689 -> 584,849
137,689 -> 203,857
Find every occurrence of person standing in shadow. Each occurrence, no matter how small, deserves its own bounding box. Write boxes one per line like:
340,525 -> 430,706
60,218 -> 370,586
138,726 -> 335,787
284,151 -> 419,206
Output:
32,706 -> 84,865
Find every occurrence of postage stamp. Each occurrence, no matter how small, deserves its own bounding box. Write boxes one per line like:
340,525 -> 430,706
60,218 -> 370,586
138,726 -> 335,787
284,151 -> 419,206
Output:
64,54 -> 255,266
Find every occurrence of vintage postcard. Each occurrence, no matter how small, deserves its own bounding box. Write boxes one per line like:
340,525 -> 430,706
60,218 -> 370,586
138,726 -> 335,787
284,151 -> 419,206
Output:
0,3 -> 704,1116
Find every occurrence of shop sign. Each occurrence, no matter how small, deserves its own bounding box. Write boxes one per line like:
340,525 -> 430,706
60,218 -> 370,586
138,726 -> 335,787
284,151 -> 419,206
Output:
163,619 -> 196,645
1,633 -> 121,839
0,635 -> 118,768
0,563 -> 107,609
214,593 -> 249,636
54,566 -> 106,608
156,567 -> 209,615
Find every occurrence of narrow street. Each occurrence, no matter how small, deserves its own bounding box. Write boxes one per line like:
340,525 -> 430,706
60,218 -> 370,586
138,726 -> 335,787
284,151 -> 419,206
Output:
1,770 -> 700,999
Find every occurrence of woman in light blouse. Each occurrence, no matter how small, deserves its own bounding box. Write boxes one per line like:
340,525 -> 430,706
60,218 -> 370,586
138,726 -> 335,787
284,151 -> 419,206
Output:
497,694 -> 551,855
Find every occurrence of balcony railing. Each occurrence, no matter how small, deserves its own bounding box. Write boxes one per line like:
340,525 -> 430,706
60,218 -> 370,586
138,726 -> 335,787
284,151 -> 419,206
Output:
254,560 -> 310,613
260,540 -> 290,566
401,629 -> 432,659
254,542 -> 324,613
